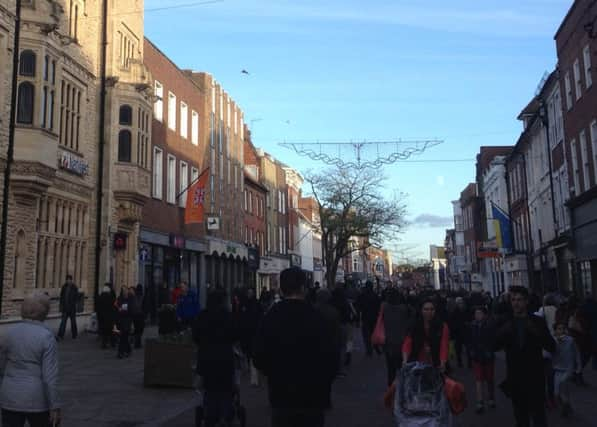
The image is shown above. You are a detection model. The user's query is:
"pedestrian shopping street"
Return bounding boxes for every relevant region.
[56,326,596,427]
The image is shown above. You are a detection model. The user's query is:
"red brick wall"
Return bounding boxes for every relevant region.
[143,39,208,239]
[556,0,597,197]
[244,176,267,255]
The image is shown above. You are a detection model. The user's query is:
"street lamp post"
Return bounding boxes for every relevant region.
[0,0,22,316]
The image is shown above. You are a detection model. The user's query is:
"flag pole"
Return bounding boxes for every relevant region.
[176,167,209,202]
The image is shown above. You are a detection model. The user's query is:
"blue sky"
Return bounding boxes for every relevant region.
[144,0,573,262]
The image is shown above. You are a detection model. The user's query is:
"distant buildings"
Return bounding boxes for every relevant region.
[444,0,596,297]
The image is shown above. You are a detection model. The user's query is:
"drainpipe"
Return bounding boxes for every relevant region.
[539,101,560,292]
[94,0,108,307]
[0,0,22,317]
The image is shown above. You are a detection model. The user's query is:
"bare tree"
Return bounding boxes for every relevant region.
[306,166,407,289]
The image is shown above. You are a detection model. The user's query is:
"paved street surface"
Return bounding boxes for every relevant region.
[52,326,596,426]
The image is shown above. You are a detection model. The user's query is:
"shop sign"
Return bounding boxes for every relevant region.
[59,151,89,176]
[169,234,185,249]
[139,247,150,262]
[207,216,220,230]
[290,254,301,267]
[248,247,260,271]
[114,233,127,251]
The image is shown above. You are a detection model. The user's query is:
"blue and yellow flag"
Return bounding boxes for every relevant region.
[492,203,513,251]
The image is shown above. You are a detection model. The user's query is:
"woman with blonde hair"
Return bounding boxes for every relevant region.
[0,293,61,427]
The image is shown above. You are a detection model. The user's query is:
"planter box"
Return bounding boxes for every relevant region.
[143,338,195,388]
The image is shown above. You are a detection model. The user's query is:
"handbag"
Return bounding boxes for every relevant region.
[444,376,467,415]
[371,304,386,346]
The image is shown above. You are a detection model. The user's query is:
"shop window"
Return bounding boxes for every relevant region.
[118,130,132,162]
[19,50,36,76]
[17,82,34,124]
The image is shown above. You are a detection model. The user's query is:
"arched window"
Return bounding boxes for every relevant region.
[118,130,132,162]
[17,82,34,124]
[119,105,132,126]
[19,50,36,76]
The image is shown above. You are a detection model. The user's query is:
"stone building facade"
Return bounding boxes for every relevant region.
[102,1,153,294]
[0,0,153,320]
[0,0,103,318]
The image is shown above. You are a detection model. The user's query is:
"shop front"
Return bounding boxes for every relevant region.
[257,256,290,295]
[138,228,206,314]
[204,237,249,297]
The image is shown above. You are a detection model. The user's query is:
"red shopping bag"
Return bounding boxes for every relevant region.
[444,376,467,415]
[371,304,385,346]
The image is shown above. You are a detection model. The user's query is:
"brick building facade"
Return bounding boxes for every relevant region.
[555,0,597,295]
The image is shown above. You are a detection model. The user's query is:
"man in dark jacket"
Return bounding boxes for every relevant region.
[494,286,556,427]
[57,274,78,340]
[193,289,239,427]
[253,268,338,427]
[356,282,381,356]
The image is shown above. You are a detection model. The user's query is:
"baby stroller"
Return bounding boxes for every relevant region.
[195,346,247,427]
[394,362,452,427]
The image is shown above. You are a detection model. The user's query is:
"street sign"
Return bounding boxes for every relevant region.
[206,216,220,230]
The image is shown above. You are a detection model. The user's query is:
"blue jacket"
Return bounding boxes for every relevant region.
[177,289,200,321]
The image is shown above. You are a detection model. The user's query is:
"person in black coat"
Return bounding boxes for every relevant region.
[97,284,116,349]
[192,289,239,427]
[494,286,556,427]
[132,285,145,348]
[57,274,79,340]
[239,288,263,386]
[253,268,338,427]
[116,287,134,358]
[356,282,381,357]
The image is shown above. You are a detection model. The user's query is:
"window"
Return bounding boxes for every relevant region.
[40,63,56,131]
[180,102,188,139]
[118,130,132,162]
[584,45,593,89]
[168,92,176,131]
[43,55,49,81]
[153,148,163,199]
[19,50,36,76]
[167,155,176,204]
[574,59,582,101]
[179,162,188,208]
[119,105,132,125]
[191,110,199,145]
[136,109,150,168]
[592,120,597,184]
[69,0,81,40]
[244,190,247,211]
[564,72,573,110]
[580,130,591,190]
[59,82,82,150]
[248,191,253,213]
[154,81,163,122]
[17,82,34,124]
[571,139,580,195]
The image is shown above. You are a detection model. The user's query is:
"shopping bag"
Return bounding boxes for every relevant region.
[371,304,386,346]
[444,376,467,415]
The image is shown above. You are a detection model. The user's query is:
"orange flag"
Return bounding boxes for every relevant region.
[184,168,209,224]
